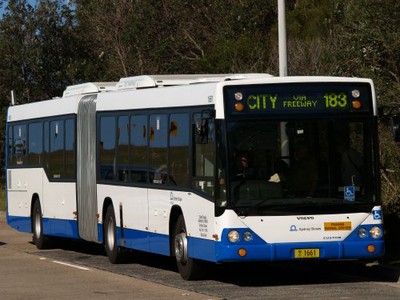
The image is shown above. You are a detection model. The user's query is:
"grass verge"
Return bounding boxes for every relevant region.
[0,187,5,211]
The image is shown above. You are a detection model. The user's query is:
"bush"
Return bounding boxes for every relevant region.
[0,186,5,211]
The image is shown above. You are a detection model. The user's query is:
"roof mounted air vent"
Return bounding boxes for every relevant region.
[62,82,118,97]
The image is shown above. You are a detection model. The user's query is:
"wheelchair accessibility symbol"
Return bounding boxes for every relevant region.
[344,186,355,201]
[373,210,382,220]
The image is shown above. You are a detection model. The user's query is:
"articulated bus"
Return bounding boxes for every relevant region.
[6,74,384,280]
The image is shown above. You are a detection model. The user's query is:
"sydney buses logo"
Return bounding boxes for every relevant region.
[289,224,322,232]
[169,192,182,204]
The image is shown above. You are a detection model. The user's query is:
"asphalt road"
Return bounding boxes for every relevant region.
[1,211,399,299]
[0,211,218,300]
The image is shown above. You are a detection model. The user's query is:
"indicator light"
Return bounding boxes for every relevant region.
[352,100,362,109]
[238,248,247,257]
[235,102,244,112]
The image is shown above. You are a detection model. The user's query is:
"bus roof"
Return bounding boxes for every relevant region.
[7,75,376,122]
[63,74,272,97]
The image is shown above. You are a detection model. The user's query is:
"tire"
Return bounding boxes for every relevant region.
[173,215,205,280]
[104,205,124,264]
[32,200,48,249]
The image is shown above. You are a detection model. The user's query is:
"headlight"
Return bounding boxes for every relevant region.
[369,226,382,239]
[228,230,239,242]
[243,231,253,242]
[358,227,368,238]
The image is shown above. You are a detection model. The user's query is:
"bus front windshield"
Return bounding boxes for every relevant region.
[221,118,378,215]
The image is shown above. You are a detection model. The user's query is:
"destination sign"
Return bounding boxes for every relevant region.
[224,82,372,115]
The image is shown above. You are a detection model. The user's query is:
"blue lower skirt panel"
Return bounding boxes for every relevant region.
[119,227,169,256]
[7,215,79,239]
[117,229,385,263]
[7,215,32,233]
[42,218,79,239]
[7,215,385,263]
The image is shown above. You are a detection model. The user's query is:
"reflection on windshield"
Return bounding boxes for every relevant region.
[222,119,376,211]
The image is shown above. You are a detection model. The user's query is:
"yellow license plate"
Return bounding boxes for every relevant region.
[294,248,320,259]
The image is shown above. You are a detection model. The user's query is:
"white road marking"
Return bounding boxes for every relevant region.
[52,260,90,271]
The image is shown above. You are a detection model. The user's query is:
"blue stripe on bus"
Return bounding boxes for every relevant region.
[7,215,31,233]
[7,215,79,239]
[6,215,384,262]
[42,218,79,239]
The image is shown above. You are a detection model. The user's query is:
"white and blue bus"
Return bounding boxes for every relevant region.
[6,74,384,280]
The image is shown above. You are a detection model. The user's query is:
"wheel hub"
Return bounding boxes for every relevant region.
[174,232,188,264]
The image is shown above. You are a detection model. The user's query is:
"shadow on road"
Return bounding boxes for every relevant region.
[32,237,400,287]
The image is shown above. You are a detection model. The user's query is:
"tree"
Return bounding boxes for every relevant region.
[0,0,93,182]
[0,0,36,104]
[72,0,278,77]
[334,0,400,219]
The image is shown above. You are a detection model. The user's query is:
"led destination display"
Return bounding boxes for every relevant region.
[225,82,372,115]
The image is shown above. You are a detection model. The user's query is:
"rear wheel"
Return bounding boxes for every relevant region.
[104,205,124,263]
[173,215,205,280]
[32,200,48,249]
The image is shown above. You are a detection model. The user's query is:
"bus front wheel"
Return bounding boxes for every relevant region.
[104,205,124,264]
[173,215,205,280]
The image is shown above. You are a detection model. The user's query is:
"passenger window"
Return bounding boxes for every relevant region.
[130,115,148,183]
[149,114,168,184]
[49,120,64,178]
[65,118,75,179]
[117,115,130,181]
[28,122,43,165]
[99,116,116,180]
[13,124,27,165]
[43,121,50,171]
[8,125,13,165]
[169,113,189,186]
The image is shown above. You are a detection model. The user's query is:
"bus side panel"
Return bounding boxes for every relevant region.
[103,187,218,261]
[97,184,149,251]
[41,177,77,238]
[148,189,172,256]
[7,168,43,233]
[7,168,78,239]
[165,191,216,261]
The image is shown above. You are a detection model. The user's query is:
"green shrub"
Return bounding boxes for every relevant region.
[0,187,5,211]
